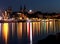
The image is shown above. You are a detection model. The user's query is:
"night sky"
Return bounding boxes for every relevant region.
[0,0,60,13]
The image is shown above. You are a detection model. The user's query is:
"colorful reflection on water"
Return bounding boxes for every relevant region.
[2,23,9,44]
[0,23,1,37]
[17,22,22,39]
[0,19,60,44]
[12,23,15,37]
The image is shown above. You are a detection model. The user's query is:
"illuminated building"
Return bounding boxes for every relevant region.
[7,7,12,18]
[2,11,8,20]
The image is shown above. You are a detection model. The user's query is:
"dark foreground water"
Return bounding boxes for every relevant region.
[0,19,60,44]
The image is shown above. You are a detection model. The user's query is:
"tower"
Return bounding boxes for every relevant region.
[24,5,26,11]
[7,7,12,18]
[20,5,22,11]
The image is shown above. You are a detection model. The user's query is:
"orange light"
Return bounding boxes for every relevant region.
[2,23,9,44]
[17,22,22,39]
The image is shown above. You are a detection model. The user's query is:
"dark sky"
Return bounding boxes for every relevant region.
[0,0,60,13]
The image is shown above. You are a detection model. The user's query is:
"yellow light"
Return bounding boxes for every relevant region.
[46,22,48,33]
[20,17,22,20]
[50,21,52,24]
[32,22,35,37]
[2,23,9,44]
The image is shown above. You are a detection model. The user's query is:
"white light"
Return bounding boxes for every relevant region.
[27,20,31,22]
[11,18,15,20]
[27,22,29,35]
[42,20,45,22]
[29,10,32,12]
[5,11,7,15]
[0,16,2,20]
[17,13,21,14]
[0,23,1,37]
[30,22,32,44]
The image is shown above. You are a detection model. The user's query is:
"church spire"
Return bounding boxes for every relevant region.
[24,5,26,10]
[20,5,22,11]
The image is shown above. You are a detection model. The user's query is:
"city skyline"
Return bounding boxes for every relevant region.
[0,0,60,44]
[0,0,60,13]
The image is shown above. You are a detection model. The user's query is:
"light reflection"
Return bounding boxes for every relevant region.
[38,22,41,35]
[59,21,60,32]
[17,22,22,39]
[27,22,30,38]
[27,22,32,44]
[41,21,44,34]
[50,21,52,24]
[55,20,59,32]
[0,19,60,44]
[0,16,2,37]
[12,23,15,36]
[42,21,46,34]
[32,22,35,37]
[0,23,1,37]
[46,21,48,34]
[23,22,27,36]
[49,21,53,33]
[35,22,38,36]
[53,20,56,33]
[30,22,32,44]
[44,22,46,33]
[2,23,9,44]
